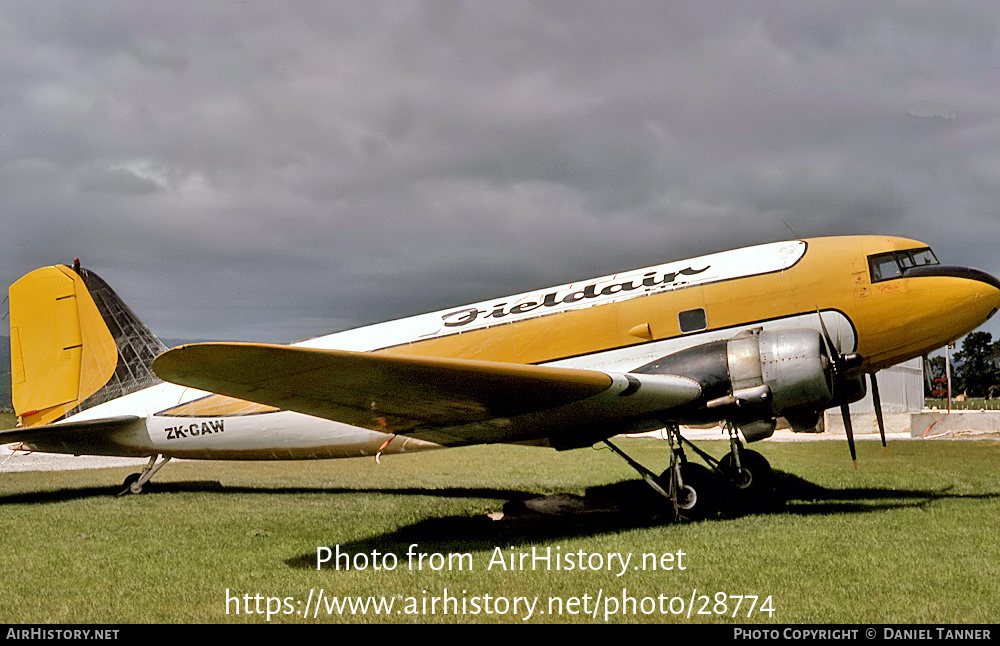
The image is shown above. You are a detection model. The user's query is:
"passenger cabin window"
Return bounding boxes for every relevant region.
[868,247,939,283]
[678,308,707,333]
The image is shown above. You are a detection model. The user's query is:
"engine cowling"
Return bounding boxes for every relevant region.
[632,328,842,440]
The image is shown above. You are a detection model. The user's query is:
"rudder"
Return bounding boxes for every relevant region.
[8,263,166,427]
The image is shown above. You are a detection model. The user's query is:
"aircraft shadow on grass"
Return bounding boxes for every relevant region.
[2,471,996,565]
[283,470,1000,569]
[0,481,530,506]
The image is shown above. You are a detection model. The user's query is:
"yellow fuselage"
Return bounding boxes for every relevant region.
[375,235,1000,375]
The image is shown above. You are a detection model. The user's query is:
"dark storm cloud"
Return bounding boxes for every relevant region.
[3,2,1000,342]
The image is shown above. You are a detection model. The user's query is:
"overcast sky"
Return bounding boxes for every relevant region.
[4,2,1000,344]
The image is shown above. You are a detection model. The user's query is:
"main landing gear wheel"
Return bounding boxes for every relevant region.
[664,462,721,522]
[719,449,774,514]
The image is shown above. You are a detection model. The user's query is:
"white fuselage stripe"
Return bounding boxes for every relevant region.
[298,241,807,353]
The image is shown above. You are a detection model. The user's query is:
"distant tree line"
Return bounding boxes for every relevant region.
[927,331,1000,399]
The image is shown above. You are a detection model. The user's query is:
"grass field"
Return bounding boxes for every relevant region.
[1,437,998,624]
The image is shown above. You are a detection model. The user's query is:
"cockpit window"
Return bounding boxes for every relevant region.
[868,247,939,283]
[907,248,938,267]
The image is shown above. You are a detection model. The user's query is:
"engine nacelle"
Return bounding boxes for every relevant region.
[632,328,838,440]
[736,328,835,413]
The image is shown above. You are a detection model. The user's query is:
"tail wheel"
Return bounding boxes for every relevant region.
[121,473,144,495]
[664,463,720,522]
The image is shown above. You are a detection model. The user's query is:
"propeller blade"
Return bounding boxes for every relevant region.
[819,307,862,468]
[816,307,863,371]
[816,308,837,359]
[870,372,887,452]
[840,401,857,469]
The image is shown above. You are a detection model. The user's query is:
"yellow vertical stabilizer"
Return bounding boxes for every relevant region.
[9,265,119,426]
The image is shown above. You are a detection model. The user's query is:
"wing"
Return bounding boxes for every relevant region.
[152,343,702,447]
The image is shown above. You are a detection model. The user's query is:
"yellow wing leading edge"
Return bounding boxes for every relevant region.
[152,342,703,446]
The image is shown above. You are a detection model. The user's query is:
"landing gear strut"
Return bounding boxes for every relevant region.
[603,421,776,521]
[118,454,171,496]
[603,424,721,522]
[718,423,775,514]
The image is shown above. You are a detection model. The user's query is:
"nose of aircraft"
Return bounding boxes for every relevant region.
[957,266,1000,321]
[908,264,1000,322]
[974,268,1000,321]
[949,266,1000,292]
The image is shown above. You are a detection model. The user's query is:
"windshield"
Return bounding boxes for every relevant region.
[868,247,939,283]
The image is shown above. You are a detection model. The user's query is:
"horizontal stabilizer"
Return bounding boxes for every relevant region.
[1,416,141,446]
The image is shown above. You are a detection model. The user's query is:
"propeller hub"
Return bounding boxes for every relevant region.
[841,353,863,370]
